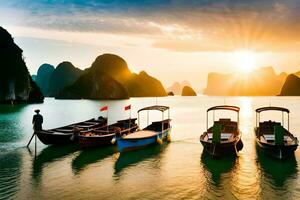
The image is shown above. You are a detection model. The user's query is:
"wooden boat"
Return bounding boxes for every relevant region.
[78,118,138,148]
[255,107,298,159]
[200,105,243,157]
[35,117,107,145]
[116,105,171,152]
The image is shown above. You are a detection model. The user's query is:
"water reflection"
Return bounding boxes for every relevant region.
[0,105,28,144]
[201,151,239,199]
[256,145,299,198]
[0,151,22,200]
[32,144,78,182]
[114,144,169,176]
[201,152,237,185]
[1,97,300,199]
[0,104,27,114]
[72,146,117,175]
[256,145,298,186]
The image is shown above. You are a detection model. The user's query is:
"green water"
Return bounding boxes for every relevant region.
[0,97,300,199]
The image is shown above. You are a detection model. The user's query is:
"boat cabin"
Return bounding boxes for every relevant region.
[255,107,295,145]
[203,105,240,143]
[137,105,171,132]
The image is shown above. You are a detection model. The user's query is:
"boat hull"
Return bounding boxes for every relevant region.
[200,138,243,157]
[256,139,298,159]
[35,118,107,145]
[116,129,170,152]
[36,131,74,145]
[78,134,115,148]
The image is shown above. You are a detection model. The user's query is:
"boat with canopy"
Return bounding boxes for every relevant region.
[116,105,171,152]
[255,106,298,159]
[200,105,243,157]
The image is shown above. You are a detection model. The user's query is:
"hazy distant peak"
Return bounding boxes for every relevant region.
[166,80,193,95]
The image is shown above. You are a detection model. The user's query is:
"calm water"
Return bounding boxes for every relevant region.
[1,96,300,199]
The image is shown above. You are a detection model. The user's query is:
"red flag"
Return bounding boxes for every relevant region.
[100,106,108,111]
[124,105,131,111]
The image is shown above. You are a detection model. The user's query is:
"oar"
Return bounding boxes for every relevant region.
[27,131,36,147]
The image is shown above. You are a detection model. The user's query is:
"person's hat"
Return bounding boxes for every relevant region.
[34,109,40,113]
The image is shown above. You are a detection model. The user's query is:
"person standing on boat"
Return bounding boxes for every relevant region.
[32,109,43,131]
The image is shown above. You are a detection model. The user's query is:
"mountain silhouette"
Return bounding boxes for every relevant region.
[0,26,43,104]
[204,67,287,96]
[48,62,83,96]
[280,74,300,96]
[166,81,191,95]
[57,54,166,99]
[182,86,197,96]
[35,64,55,96]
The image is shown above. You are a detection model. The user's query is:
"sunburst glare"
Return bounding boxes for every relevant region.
[233,50,257,74]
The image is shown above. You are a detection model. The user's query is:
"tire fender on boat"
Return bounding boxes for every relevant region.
[156,137,163,145]
[237,140,244,151]
[111,137,116,144]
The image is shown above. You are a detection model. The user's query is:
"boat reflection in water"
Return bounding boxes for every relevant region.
[201,151,237,185]
[256,144,298,186]
[71,146,117,175]
[201,151,240,199]
[32,144,78,182]
[114,143,169,176]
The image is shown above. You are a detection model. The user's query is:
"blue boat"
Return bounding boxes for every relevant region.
[116,105,171,152]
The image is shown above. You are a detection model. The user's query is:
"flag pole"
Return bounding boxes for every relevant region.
[129,105,131,129]
[107,108,109,132]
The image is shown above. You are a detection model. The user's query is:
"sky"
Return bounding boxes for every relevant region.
[1,0,300,90]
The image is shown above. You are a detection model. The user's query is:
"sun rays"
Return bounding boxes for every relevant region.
[233,50,257,74]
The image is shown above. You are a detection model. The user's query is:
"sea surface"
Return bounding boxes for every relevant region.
[1,96,300,200]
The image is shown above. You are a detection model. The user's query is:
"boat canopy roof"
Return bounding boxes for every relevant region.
[255,106,290,113]
[207,105,240,113]
[138,105,169,113]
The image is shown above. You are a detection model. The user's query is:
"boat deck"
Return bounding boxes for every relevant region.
[123,130,157,139]
[260,134,296,145]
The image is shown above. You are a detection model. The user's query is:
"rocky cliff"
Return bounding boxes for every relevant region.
[48,62,83,96]
[56,70,129,99]
[182,86,197,96]
[204,67,287,96]
[35,63,55,96]
[57,54,166,99]
[280,74,300,96]
[0,26,43,104]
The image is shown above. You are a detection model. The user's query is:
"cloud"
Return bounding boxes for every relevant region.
[2,0,300,52]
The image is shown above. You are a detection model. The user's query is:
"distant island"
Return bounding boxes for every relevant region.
[0,26,43,104]
[182,86,197,96]
[33,54,167,100]
[204,67,288,96]
[48,62,83,97]
[3,23,300,102]
[35,64,55,96]
[167,81,197,96]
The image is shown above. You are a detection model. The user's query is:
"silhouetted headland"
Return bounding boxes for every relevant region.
[0,26,43,104]
[280,74,300,96]
[35,64,55,96]
[56,54,167,99]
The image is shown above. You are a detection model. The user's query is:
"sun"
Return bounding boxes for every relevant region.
[233,50,256,73]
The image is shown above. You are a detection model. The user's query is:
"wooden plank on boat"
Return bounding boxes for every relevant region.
[123,130,157,139]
